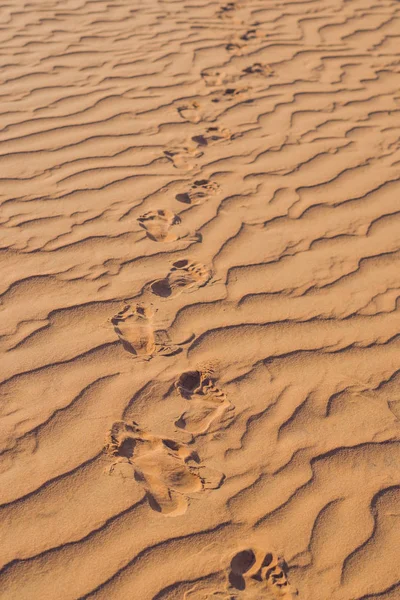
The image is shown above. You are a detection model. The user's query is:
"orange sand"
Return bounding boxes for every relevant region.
[0,0,400,598]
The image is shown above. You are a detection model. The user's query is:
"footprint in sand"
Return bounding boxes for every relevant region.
[226,40,248,56]
[111,303,188,359]
[105,420,224,515]
[137,209,201,243]
[217,1,242,19]
[242,63,273,77]
[176,179,220,205]
[137,209,180,242]
[175,365,232,434]
[201,69,239,87]
[164,147,202,170]
[177,101,202,123]
[150,259,212,298]
[228,549,297,598]
[211,86,250,104]
[240,28,263,41]
[192,126,232,147]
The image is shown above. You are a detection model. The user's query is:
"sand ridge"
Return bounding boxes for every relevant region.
[0,0,400,598]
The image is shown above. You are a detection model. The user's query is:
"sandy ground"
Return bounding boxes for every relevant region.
[1,0,400,598]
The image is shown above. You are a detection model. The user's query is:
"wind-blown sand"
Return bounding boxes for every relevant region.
[1,0,400,598]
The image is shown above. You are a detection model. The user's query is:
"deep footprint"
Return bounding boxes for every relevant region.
[175,366,232,434]
[192,126,232,147]
[111,303,183,359]
[242,62,273,77]
[176,179,220,205]
[228,548,296,598]
[105,420,224,515]
[151,260,212,298]
[211,86,250,103]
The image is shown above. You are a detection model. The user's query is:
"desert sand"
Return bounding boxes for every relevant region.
[1,0,400,598]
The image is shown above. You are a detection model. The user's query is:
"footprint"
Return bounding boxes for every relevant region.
[175,365,232,434]
[226,41,248,56]
[211,86,250,104]
[111,303,185,359]
[177,101,202,123]
[164,147,202,170]
[151,260,212,298]
[228,549,296,598]
[192,126,232,147]
[217,1,242,19]
[137,209,181,242]
[105,420,224,515]
[242,63,273,77]
[137,209,201,243]
[176,179,220,205]
[240,28,263,41]
[201,69,239,87]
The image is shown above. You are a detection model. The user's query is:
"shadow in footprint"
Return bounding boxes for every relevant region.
[105,420,224,516]
[175,366,232,434]
[229,549,257,590]
[176,179,220,205]
[150,260,212,299]
[111,303,185,359]
[228,548,296,598]
[192,126,231,147]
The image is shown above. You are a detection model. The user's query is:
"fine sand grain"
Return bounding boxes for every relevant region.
[1,0,400,598]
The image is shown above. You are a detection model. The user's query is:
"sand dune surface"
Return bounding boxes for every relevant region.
[1,0,400,598]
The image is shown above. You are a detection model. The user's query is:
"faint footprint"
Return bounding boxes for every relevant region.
[242,63,273,77]
[175,364,232,434]
[150,259,212,298]
[111,303,187,359]
[105,420,224,515]
[177,101,202,123]
[176,179,220,205]
[192,126,232,147]
[228,549,297,598]
[164,147,202,170]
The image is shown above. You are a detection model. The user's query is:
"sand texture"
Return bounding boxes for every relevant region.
[1,0,400,598]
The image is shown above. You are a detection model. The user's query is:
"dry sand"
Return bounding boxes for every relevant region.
[1,0,400,598]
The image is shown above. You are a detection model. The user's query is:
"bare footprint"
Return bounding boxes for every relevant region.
[177,101,202,123]
[211,86,250,104]
[242,63,273,77]
[164,147,202,170]
[150,259,212,298]
[228,549,297,598]
[111,303,185,359]
[201,69,239,87]
[137,209,180,242]
[176,179,220,205]
[105,420,224,515]
[217,1,242,19]
[240,28,263,41]
[192,126,232,147]
[226,40,248,56]
[175,365,232,434]
[137,209,201,243]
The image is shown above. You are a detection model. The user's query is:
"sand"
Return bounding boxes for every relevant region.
[0,0,400,598]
